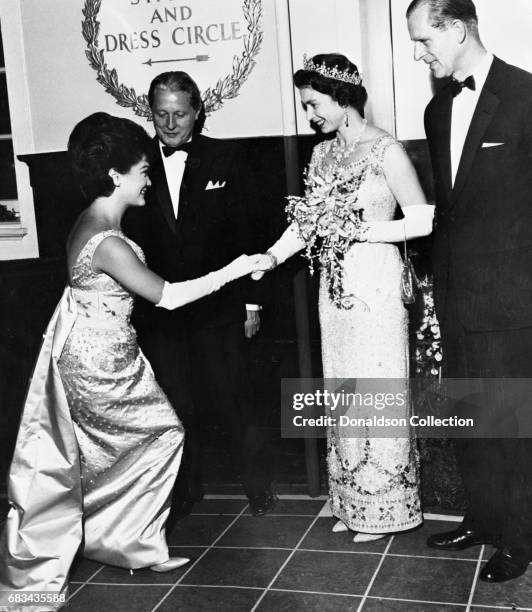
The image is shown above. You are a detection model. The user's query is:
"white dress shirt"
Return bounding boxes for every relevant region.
[450,52,494,185]
[159,140,188,218]
[158,140,260,313]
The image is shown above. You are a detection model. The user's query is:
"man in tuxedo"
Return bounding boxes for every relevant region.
[407,0,532,582]
[127,71,275,516]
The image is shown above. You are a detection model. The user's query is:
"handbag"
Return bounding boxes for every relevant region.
[400,221,419,304]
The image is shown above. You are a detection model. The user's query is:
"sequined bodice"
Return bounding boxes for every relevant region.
[311,134,398,223]
[70,230,145,327]
[307,134,403,310]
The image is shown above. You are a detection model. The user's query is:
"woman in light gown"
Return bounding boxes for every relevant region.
[0,112,260,607]
[254,54,434,542]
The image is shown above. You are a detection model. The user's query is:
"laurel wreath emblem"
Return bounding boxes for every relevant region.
[82,0,263,118]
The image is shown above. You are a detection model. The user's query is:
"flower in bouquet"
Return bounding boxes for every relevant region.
[285,167,366,309]
[415,275,442,378]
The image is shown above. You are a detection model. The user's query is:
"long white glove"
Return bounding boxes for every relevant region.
[157,255,256,310]
[268,223,306,265]
[260,204,434,263]
[365,204,435,243]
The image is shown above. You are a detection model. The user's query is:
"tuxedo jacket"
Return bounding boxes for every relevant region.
[425,57,532,331]
[125,134,259,332]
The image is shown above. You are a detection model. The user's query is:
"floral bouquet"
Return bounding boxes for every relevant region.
[286,167,365,309]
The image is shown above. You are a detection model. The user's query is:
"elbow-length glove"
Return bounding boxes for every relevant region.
[156,255,255,310]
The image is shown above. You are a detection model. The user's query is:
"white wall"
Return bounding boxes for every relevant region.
[392,0,532,140]
[288,0,362,135]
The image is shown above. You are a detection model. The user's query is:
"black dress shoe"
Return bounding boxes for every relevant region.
[427,528,493,550]
[480,547,530,583]
[248,491,278,516]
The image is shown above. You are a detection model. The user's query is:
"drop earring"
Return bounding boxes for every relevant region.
[110,171,121,188]
[344,110,349,128]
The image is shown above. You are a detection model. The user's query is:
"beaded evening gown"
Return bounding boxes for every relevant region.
[315,135,422,533]
[0,230,183,607]
[275,134,421,533]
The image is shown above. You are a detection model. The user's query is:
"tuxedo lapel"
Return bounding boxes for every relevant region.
[151,143,177,234]
[175,136,203,225]
[452,92,500,201]
[430,87,453,203]
[452,59,503,202]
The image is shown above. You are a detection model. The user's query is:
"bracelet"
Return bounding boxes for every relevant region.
[265,250,278,270]
[356,222,369,243]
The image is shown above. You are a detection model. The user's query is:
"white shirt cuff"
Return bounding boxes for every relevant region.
[246,304,262,311]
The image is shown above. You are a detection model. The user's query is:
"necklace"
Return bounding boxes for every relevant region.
[331,119,368,164]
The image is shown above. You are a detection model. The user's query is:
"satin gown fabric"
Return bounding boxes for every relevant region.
[0,230,184,607]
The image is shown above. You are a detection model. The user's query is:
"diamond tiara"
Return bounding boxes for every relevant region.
[302,54,362,86]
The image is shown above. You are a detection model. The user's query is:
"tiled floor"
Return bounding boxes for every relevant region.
[43,496,530,611]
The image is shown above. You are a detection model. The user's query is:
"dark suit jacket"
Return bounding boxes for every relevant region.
[125,134,260,332]
[425,57,532,331]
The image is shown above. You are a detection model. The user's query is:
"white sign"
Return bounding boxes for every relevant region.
[82,0,263,116]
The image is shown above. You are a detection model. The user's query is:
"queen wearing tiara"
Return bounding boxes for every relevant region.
[254,54,434,541]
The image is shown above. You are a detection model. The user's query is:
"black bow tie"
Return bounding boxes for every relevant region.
[162,141,192,157]
[451,75,476,97]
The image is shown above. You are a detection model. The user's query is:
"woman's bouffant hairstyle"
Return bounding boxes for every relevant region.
[68,112,152,202]
[294,54,368,117]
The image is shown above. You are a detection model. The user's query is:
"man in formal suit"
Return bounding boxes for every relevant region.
[126,71,275,516]
[407,0,532,582]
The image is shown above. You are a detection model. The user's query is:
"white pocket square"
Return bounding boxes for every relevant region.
[205,180,226,190]
[482,142,504,148]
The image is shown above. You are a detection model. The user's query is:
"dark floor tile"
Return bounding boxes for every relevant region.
[388,520,480,560]
[168,544,208,556]
[89,548,205,584]
[363,597,465,610]
[182,547,289,588]
[218,515,315,548]
[472,565,532,609]
[167,514,234,546]
[369,556,475,604]
[470,608,527,611]
[157,585,262,611]
[257,589,361,611]
[300,517,390,553]
[67,584,170,611]
[243,499,326,516]
[191,499,248,515]
[273,550,380,596]
[69,557,104,583]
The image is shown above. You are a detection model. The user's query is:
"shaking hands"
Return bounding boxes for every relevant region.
[250,252,278,281]
[226,253,277,282]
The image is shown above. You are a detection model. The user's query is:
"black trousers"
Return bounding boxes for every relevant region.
[141,319,271,501]
[441,283,532,552]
